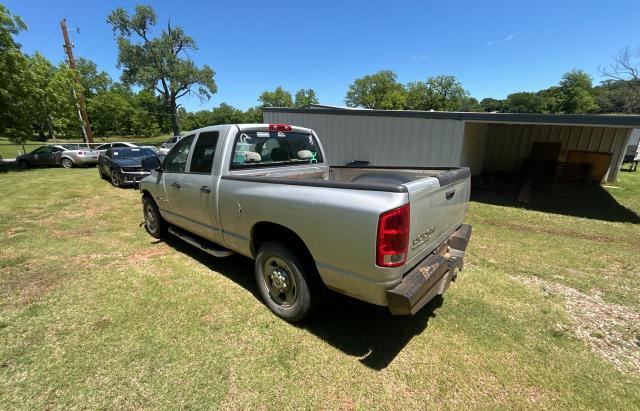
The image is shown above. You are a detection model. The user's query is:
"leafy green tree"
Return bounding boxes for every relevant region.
[107,5,217,136]
[0,4,30,141]
[502,92,546,113]
[405,75,470,111]
[594,79,640,114]
[27,53,78,139]
[294,89,319,107]
[345,70,406,109]
[76,57,112,97]
[556,70,598,113]
[242,106,263,123]
[480,97,503,112]
[258,86,293,108]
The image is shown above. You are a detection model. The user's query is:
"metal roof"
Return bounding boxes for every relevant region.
[264,106,640,127]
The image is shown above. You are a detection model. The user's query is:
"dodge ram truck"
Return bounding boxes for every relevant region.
[139,124,472,322]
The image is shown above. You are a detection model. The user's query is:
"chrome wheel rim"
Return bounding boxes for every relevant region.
[262,256,297,307]
[111,173,120,187]
[61,159,72,168]
[145,204,157,232]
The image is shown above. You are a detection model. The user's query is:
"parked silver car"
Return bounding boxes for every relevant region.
[16,144,99,169]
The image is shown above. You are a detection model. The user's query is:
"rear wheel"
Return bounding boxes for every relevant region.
[61,158,73,168]
[255,242,317,323]
[143,196,167,238]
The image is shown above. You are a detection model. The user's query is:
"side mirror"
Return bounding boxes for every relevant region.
[141,156,162,171]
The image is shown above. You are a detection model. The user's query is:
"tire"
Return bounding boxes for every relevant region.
[143,195,167,239]
[17,159,30,169]
[99,167,106,180]
[255,242,318,323]
[61,158,73,168]
[110,169,121,188]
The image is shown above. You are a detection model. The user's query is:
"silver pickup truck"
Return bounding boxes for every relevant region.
[139,124,472,322]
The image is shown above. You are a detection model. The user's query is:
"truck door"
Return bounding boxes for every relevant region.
[160,134,195,227]
[178,130,222,242]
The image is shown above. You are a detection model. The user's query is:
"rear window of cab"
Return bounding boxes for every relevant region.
[231,131,323,169]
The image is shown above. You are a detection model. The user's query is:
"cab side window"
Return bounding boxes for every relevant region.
[189,131,219,174]
[164,135,195,173]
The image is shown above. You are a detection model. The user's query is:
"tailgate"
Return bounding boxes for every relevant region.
[404,168,470,261]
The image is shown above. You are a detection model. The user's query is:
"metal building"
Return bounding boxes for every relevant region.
[264,105,640,182]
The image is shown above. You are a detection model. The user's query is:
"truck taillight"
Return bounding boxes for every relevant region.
[269,124,292,132]
[376,204,410,267]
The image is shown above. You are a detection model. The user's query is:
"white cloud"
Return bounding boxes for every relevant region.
[410,54,427,61]
[485,40,494,46]
[504,33,517,41]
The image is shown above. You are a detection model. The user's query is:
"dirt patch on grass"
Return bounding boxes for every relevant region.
[518,275,640,375]
[127,245,170,264]
[484,218,639,247]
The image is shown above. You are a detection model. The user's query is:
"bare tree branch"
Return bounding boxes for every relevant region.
[599,46,640,81]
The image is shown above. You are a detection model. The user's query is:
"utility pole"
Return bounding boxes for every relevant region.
[60,18,94,144]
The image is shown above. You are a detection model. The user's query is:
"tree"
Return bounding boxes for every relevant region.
[345,70,406,109]
[502,92,546,113]
[107,5,217,136]
[480,97,503,112]
[76,57,112,97]
[600,46,640,81]
[556,70,598,113]
[27,54,78,139]
[258,86,293,108]
[294,89,319,107]
[598,46,640,114]
[0,4,30,140]
[405,75,470,111]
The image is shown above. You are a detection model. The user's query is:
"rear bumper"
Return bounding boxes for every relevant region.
[387,224,472,315]
[73,156,98,165]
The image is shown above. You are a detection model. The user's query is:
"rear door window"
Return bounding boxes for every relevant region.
[189,131,219,174]
[164,135,195,173]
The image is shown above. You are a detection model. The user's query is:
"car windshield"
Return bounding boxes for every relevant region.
[231,130,323,169]
[111,148,156,159]
[61,144,83,150]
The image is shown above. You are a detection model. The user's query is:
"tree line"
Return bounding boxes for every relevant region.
[1,3,638,146]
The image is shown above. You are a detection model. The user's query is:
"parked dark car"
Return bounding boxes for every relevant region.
[16,144,99,169]
[98,147,158,187]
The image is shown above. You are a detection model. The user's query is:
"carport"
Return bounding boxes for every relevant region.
[264,106,640,183]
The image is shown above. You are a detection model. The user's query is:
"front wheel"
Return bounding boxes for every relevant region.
[110,170,122,187]
[17,159,29,169]
[61,158,73,168]
[143,196,167,239]
[255,242,317,323]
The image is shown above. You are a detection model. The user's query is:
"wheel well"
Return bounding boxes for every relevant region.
[251,222,314,264]
[61,156,73,163]
[141,190,153,202]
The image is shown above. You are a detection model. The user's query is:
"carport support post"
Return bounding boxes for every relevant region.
[60,19,94,144]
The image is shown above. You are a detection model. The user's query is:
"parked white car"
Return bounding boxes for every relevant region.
[95,142,158,155]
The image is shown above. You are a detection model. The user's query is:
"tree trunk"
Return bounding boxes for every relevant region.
[169,97,180,136]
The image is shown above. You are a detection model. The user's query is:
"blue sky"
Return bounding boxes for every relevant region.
[5,0,640,111]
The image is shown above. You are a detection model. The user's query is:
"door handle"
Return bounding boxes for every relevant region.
[200,186,212,193]
[445,189,455,200]
[171,182,181,189]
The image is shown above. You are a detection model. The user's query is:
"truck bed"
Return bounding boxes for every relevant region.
[223,166,470,192]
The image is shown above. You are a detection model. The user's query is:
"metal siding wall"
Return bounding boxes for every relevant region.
[481,123,630,181]
[264,111,464,167]
[461,122,488,175]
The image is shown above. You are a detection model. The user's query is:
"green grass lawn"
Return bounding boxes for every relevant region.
[0,166,639,409]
